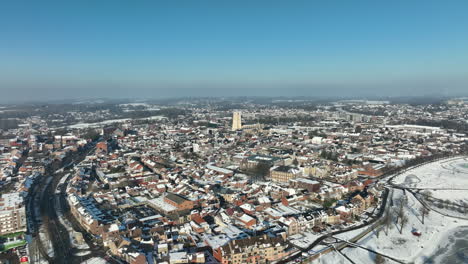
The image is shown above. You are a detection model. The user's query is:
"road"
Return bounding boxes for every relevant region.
[28,143,112,264]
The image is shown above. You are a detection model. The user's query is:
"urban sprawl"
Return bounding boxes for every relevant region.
[1,98,468,264]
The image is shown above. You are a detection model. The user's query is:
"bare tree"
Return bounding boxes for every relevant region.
[375,226,382,238]
[462,201,468,214]
[250,161,271,180]
[399,214,408,234]
[445,199,451,206]
[397,195,407,224]
[419,206,429,224]
[387,221,394,235]
[393,208,400,224]
[421,190,433,204]
[422,190,432,198]
[375,254,386,264]
[383,213,392,236]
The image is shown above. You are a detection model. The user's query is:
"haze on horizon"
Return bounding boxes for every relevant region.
[1,1,468,102]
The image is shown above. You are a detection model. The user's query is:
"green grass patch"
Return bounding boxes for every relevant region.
[0,239,27,252]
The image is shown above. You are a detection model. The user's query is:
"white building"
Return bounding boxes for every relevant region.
[0,192,27,235]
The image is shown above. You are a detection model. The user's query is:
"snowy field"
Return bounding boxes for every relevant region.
[318,156,468,264]
[319,189,468,263]
[66,118,131,129]
[392,157,468,202]
[65,115,165,129]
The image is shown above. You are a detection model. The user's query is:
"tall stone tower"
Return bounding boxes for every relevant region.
[232,112,242,131]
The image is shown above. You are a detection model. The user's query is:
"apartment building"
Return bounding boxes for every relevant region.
[270,165,301,183]
[0,192,27,235]
[214,234,288,264]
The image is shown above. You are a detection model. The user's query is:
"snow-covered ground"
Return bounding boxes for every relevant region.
[39,227,55,258]
[392,157,468,202]
[317,157,468,264]
[427,226,468,263]
[119,103,151,107]
[65,115,165,129]
[56,193,91,251]
[67,118,131,129]
[75,250,92,256]
[330,189,468,263]
[290,232,321,249]
[81,257,109,264]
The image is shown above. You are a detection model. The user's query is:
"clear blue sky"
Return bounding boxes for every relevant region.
[1,0,468,101]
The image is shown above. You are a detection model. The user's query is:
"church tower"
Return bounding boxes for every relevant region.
[232,112,242,131]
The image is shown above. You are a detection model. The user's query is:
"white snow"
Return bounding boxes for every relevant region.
[289,232,321,249]
[65,115,166,129]
[317,156,468,264]
[39,228,55,258]
[67,118,131,129]
[392,157,468,201]
[75,250,92,256]
[81,257,109,264]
